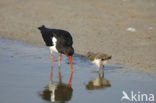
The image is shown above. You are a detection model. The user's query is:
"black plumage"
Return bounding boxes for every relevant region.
[38,25,74,56]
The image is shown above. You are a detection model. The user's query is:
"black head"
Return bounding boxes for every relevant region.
[64,47,74,56]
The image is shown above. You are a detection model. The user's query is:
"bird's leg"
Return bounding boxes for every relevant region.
[58,69,62,84]
[50,54,53,81]
[68,72,73,88]
[102,65,105,70]
[58,54,62,73]
[97,71,100,77]
[102,68,104,78]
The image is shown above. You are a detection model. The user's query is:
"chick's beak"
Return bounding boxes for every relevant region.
[68,56,73,72]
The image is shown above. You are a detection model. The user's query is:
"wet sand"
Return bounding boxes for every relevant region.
[0,39,156,103]
[0,0,156,72]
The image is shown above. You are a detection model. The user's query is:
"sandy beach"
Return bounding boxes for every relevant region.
[0,0,156,72]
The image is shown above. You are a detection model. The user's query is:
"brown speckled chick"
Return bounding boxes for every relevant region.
[86,52,112,71]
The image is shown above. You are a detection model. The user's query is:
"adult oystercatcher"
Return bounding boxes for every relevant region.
[86,52,112,71]
[38,25,74,80]
[40,72,73,102]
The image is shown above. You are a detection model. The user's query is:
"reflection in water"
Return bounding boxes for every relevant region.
[86,70,111,90]
[40,72,73,103]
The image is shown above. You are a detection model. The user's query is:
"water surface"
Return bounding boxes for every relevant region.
[0,39,156,103]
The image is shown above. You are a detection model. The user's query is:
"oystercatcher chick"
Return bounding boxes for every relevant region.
[38,25,74,80]
[86,52,112,71]
[86,70,111,90]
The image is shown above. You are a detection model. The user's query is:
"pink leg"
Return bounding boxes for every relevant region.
[50,54,53,81]
[58,54,62,73]
[58,70,62,83]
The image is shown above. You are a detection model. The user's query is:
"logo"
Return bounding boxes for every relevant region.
[121,91,155,102]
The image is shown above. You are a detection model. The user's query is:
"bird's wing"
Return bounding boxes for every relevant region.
[40,28,54,46]
[53,31,73,46]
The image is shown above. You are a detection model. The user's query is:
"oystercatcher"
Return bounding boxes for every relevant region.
[38,25,74,80]
[86,52,112,71]
[40,72,73,102]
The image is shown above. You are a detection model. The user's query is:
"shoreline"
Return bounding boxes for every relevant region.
[0,38,156,73]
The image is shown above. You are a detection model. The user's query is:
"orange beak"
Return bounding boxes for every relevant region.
[68,56,73,72]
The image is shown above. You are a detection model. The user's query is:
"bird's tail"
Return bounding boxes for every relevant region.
[38,25,45,30]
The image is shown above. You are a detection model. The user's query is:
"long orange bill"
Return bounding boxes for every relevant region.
[68,56,73,72]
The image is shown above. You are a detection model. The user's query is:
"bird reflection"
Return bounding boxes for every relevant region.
[86,70,111,90]
[40,72,73,103]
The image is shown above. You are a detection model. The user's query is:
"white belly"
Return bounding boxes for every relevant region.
[92,59,108,68]
[92,59,101,67]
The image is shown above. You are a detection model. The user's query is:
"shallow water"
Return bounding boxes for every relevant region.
[0,39,156,103]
